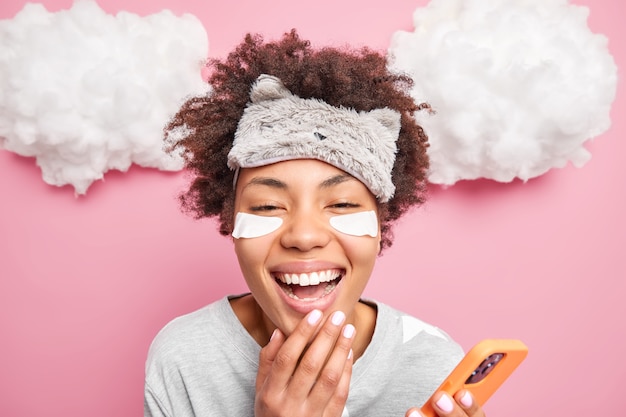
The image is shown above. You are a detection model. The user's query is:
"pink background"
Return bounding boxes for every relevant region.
[0,0,624,415]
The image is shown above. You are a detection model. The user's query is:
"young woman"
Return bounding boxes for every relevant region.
[144,30,487,417]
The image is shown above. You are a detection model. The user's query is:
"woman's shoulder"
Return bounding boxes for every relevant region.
[369,299,464,356]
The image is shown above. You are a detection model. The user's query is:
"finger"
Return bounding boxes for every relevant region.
[321,329,355,417]
[256,328,284,393]
[310,322,355,404]
[431,392,457,416]
[405,408,426,417]
[454,390,484,417]
[264,309,324,391]
[430,391,486,417]
[290,311,347,398]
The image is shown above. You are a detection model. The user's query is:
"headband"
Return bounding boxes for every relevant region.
[227,74,401,202]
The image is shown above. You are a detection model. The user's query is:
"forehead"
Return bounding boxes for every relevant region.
[236,159,368,192]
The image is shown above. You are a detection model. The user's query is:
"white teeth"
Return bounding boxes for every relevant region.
[299,273,309,286]
[277,270,341,287]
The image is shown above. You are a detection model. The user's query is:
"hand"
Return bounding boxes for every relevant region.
[405,390,486,417]
[255,310,356,417]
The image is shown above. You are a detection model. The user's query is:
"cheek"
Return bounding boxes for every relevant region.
[234,238,270,282]
[339,235,380,273]
[232,213,281,285]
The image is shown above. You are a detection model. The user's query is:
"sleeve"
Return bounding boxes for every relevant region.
[144,381,173,417]
[144,325,178,417]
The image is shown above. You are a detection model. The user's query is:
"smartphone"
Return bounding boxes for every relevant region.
[420,339,528,417]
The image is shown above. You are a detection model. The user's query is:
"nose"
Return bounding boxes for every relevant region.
[279,209,332,252]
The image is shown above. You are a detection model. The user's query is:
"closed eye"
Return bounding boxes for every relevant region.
[250,204,282,212]
[328,202,360,209]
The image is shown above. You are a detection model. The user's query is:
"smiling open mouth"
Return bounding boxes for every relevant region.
[273,269,344,301]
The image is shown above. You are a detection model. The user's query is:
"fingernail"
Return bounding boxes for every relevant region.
[460,391,473,408]
[436,393,454,413]
[408,411,422,417]
[307,309,323,325]
[270,328,279,341]
[347,348,353,360]
[331,311,346,326]
[343,324,355,338]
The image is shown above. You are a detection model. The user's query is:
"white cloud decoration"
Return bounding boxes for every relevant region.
[0,0,208,194]
[388,0,618,185]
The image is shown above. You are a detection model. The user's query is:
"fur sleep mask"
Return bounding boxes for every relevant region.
[227,74,401,202]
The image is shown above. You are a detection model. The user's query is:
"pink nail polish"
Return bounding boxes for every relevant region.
[270,329,278,341]
[460,391,473,408]
[307,309,322,325]
[436,394,454,413]
[331,311,345,326]
[343,324,355,338]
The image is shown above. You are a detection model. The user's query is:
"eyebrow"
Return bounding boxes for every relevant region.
[319,174,355,189]
[243,173,355,191]
[244,177,287,190]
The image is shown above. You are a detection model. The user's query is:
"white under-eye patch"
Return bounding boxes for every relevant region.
[232,212,283,239]
[329,210,378,237]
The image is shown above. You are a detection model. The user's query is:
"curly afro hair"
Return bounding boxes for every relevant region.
[165,29,431,252]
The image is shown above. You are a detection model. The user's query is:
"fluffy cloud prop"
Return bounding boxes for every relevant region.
[0,0,208,194]
[388,0,618,185]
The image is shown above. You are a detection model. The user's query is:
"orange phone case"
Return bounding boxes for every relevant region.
[420,339,528,417]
